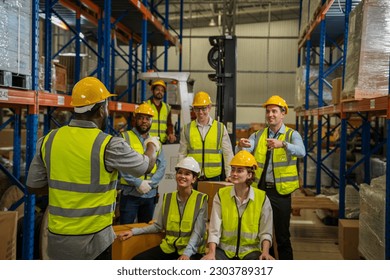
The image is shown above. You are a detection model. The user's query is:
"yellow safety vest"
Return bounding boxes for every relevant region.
[41,126,118,235]
[253,127,299,195]
[147,99,170,143]
[160,190,208,255]
[218,186,265,259]
[184,120,223,178]
[120,130,157,185]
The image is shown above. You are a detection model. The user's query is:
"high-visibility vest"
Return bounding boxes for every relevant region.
[160,190,207,255]
[147,99,170,143]
[218,186,265,259]
[120,130,157,185]
[253,127,299,195]
[41,126,118,235]
[184,120,223,178]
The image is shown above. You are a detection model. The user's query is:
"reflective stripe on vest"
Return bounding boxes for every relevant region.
[218,187,265,259]
[120,130,157,185]
[185,120,223,178]
[148,99,169,143]
[253,127,299,195]
[42,126,118,235]
[160,191,207,255]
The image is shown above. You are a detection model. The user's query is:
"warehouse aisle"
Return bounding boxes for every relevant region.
[290,208,343,260]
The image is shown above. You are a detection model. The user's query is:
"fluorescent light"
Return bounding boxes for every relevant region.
[39,13,69,30]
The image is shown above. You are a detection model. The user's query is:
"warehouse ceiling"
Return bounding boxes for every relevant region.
[39,0,361,44]
[164,0,301,30]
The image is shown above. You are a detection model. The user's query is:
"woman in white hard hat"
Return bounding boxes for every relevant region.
[117,157,208,260]
[202,150,274,260]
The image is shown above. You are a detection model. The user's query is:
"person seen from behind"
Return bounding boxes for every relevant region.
[26,77,161,260]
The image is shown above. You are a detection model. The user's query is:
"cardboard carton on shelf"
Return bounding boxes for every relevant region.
[0,211,18,260]
[338,219,359,260]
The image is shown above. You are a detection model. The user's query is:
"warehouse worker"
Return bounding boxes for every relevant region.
[118,102,166,224]
[117,157,208,260]
[236,95,306,260]
[147,79,176,144]
[201,151,274,260]
[178,91,234,185]
[26,76,161,260]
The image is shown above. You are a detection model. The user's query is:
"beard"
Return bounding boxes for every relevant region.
[153,92,163,100]
[136,124,151,134]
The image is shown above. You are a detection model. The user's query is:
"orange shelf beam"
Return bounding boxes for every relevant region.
[298,0,335,50]
[128,0,178,46]
[108,101,136,113]
[0,88,35,106]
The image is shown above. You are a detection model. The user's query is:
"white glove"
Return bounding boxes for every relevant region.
[144,136,161,152]
[137,180,152,194]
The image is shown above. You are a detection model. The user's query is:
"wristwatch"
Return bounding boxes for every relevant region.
[282,141,288,149]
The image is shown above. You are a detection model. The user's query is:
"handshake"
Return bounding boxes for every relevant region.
[143,136,161,153]
[136,180,153,194]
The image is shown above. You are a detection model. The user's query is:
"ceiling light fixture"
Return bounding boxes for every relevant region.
[209,18,216,27]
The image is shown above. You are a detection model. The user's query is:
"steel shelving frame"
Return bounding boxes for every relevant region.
[296,0,389,259]
[0,0,182,259]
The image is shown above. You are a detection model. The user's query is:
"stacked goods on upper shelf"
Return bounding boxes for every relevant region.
[295,65,342,109]
[299,0,323,39]
[343,0,390,100]
[0,0,31,76]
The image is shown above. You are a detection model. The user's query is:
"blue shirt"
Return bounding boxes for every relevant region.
[119,128,167,198]
[235,123,305,183]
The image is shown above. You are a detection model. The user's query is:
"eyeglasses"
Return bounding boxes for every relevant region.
[193,106,209,113]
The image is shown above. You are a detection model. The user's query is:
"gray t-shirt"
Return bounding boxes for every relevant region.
[27,119,150,259]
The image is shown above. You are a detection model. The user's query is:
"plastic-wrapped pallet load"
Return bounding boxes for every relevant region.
[0,0,31,77]
[343,0,390,100]
[359,175,385,259]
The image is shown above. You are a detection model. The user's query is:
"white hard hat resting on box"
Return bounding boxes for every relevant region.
[175,157,201,175]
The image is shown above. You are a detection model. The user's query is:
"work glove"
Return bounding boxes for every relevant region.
[136,180,152,194]
[144,136,161,152]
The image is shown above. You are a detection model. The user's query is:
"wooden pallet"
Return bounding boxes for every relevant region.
[291,196,338,216]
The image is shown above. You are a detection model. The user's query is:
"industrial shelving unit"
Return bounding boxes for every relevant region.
[0,0,182,259]
[296,0,389,259]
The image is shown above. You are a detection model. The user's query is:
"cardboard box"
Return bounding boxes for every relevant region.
[338,219,359,259]
[198,181,233,219]
[0,211,18,260]
[53,63,67,93]
[112,223,164,260]
[332,77,342,104]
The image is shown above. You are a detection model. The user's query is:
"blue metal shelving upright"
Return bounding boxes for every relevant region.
[297,0,390,259]
[0,0,182,259]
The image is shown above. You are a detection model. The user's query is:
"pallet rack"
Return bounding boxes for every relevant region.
[0,0,182,259]
[296,0,390,259]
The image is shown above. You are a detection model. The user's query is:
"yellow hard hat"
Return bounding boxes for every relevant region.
[230,150,258,170]
[192,91,212,107]
[151,79,166,90]
[70,77,117,107]
[134,102,155,117]
[262,95,288,114]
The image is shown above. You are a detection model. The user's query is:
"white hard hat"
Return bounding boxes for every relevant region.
[175,157,201,175]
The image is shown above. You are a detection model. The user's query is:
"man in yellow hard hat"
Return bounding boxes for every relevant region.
[118,102,166,224]
[179,91,234,185]
[236,95,306,260]
[147,79,176,144]
[26,76,161,260]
